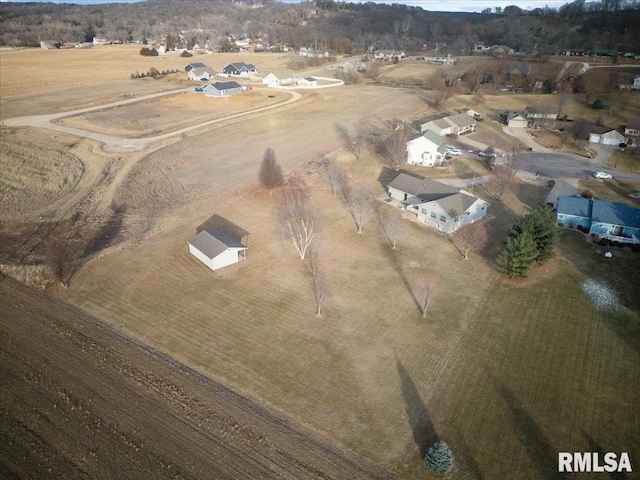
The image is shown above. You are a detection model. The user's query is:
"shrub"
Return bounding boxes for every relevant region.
[424,441,454,476]
[140,47,158,57]
[130,73,135,79]
[548,180,556,188]
[581,189,594,199]
[180,50,193,57]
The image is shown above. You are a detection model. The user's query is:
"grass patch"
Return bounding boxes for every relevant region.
[604,149,640,173]
[535,129,589,156]
[578,179,640,206]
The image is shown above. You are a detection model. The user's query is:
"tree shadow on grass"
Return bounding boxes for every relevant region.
[582,430,629,480]
[489,374,568,480]
[396,357,438,458]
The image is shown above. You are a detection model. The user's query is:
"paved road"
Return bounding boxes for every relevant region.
[2,87,301,152]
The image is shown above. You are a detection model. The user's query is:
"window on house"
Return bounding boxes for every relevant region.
[430,212,437,218]
[454,216,459,222]
[440,215,447,222]
[421,208,428,215]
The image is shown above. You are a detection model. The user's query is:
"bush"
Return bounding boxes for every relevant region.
[581,189,594,199]
[130,73,135,79]
[180,50,193,57]
[548,180,556,188]
[140,47,158,57]
[424,441,454,476]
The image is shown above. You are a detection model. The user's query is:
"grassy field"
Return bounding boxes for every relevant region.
[604,149,640,173]
[577,179,640,206]
[58,165,640,478]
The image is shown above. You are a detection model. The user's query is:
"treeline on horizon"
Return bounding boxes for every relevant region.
[1,0,639,56]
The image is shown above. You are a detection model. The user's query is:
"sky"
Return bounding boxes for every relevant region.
[0,0,573,12]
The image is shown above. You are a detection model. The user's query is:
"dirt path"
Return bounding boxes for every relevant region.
[0,277,392,479]
[2,88,302,152]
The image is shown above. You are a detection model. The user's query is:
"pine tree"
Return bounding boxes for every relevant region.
[424,441,454,476]
[496,231,539,277]
[511,206,559,263]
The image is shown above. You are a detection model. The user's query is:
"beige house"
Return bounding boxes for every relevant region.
[420,113,477,136]
[406,131,447,167]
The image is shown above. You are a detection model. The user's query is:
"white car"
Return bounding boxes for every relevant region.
[594,172,612,179]
[479,151,497,158]
[446,147,462,156]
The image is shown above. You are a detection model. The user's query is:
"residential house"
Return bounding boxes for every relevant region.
[203,81,243,97]
[339,60,366,73]
[472,42,486,55]
[187,66,216,81]
[556,196,640,244]
[297,77,318,87]
[428,54,457,65]
[588,126,625,146]
[387,173,489,234]
[490,45,514,58]
[374,50,406,61]
[299,47,329,58]
[632,75,640,91]
[92,37,108,45]
[624,118,640,146]
[40,40,59,49]
[222,62,258,76]
[461,108,481,119]
[507,64,531,77]
[188,230,248,271]
[524,105,556,121]
[420,113,477,136]
[184,62,207,72]
[406,130,447,167]
[506,112,528,128]
[262,73,280,86]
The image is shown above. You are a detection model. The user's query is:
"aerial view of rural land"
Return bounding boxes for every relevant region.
[1,0,639,478]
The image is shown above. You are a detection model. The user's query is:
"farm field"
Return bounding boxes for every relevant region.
[1,44,639,479]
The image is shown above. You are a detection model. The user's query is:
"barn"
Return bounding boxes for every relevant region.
[203,81,243,97]
[188,230,247,271]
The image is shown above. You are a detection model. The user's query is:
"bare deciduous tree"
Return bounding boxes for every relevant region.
[326,162,348,197]
[492,145,522,199]
[46,240,75,288]
[417,273,437,318]
[346,182,375,234]
[383,208,407,249]
[259,148,284,192]
[278,187,318,259]
[380,127,409,171]
[335,122,370,161]
[306,250,329,317]
[454,222,488,260]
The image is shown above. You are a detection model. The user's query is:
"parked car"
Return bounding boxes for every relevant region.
[446,147,462,156]
[479,150,497,158]
[594,171,612,179]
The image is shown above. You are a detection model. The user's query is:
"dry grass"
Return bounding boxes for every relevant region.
[0,128,84,218]
[577,179,640,206]
[604,149,640,173]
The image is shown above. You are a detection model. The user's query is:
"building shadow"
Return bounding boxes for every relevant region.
[396,357,438,458]
[489,374,568,480]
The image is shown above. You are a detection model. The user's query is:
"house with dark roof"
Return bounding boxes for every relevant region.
[556,196,640,244]
[588,126,625,146]
[222,62,258,76]
[387,173,489,234]
[184,62,207,72]
[507,64,531,77]
[490,45,514,58]
[406,130,447,167]
[203,81,243,97]
[188,230,248,271]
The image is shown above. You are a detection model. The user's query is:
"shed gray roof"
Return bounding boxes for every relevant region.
[446,113,476,128]
[422,129,445,146]
[388,173,460,201]
[207,81,243,91]
[188,230,246,259]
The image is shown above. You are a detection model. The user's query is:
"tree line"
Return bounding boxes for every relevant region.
[2,0,639,58]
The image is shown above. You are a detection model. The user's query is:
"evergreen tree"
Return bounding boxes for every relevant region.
[258,148,284,192]
[496,231,539,277]
[424,441,455,476]
[511,206,559,262]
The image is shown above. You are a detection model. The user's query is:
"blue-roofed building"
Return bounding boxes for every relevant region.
[556,196,640,244]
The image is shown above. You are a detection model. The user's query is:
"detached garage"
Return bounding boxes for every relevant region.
[188,230,247,271]
[589,127,625,146]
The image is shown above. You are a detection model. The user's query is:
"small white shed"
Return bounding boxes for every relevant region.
[188,230,247,271]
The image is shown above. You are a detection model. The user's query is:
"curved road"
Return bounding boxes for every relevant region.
[2,87,302,152]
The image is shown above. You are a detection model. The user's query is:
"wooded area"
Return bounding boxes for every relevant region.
[1,0,639,57]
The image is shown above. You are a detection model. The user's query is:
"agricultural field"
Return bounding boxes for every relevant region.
[1,45,639,479]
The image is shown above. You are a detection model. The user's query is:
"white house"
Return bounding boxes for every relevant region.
[339,60,366,73]
[187,66,216,81]
[297,77,317,87]
[407,130,447,167]
[262,72,280,86]
[632,75,640,91]
[589,127,625,146]
[374,50,406,61]
[299,47,329,58]
[420,118,453,136]
[428,54,457,65]
[188,230,247,271]
[203,81,243,97]
[387,173,488,234]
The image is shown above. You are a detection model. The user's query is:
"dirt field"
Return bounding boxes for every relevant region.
[0,277,389,479]
[2,46,639,479]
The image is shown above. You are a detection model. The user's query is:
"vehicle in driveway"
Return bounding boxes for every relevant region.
[446,147,462,156]
[594,171,613,179]
[479,150,497,158]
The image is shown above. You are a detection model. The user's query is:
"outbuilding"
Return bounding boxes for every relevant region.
[203,81,243,97]
[188,230,247,271]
